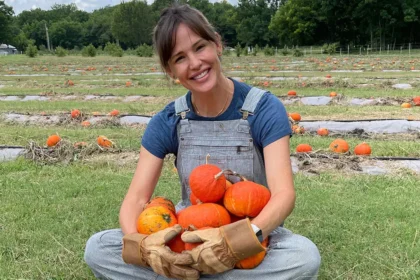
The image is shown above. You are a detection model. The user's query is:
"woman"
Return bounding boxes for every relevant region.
[84,4,320,280]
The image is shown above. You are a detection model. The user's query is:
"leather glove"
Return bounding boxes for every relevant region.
[122,224,200,280]
[181,218,265,274]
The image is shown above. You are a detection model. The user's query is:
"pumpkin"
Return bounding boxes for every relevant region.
[292,125,305,134]
[109,109,120,116]
[184,227,212,251]
[125,81,132,87]
[401,103,411,108]
[330,92,337,97]
[81,121,91,127]
[136,206,177,234]
[287,90,297,96]
[189,155,226,203]
[326,74,332,78]
[235,237,269,269]
[354,142,371,156]
[189,192,201,205]
[167,234,185,253]
[73,141,87,148]
[46,134,61,147]
[223,180,271,218]
[71,109,81,118]
[66,80,74,86]
[317,128,329,136]
[97,135,113,148]
[289,113,301,122]
[413,96,420,106]
[329,139,349,153]
[144,196,176,214]
[177,203,231,230]
[296,144,312,153]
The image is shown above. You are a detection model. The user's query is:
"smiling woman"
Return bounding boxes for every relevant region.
[84,4,321,280]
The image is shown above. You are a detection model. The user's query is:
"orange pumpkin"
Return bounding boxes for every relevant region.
[401,103,411,108]
[329,139,349,153]
[189,159,226,203]
[137,206,177,234]
[177,203,231,229]
[317,128,329,136]
[167,234,185,253]
[413,96,420,106]
[144,196,176,214]
[223,181,270,218]
[189,192,201,205]
[97,135,113,148]
[354,142,371,156]
[289,112,301,122]
[46,134,61,147]
[296,144,312,153]
[235,237,269,269]
[287,90,297,96]
[81,121,91,127]
[329,91,337,97]
[293,125,305,134]
[326,74,332,78]
[109,109,120,116]
[125,81,132,87]
[71,109,81,118]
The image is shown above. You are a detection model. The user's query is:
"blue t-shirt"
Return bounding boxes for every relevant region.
[142,78,291,159]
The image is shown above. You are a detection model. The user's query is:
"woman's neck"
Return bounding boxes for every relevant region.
[191,76,234,117]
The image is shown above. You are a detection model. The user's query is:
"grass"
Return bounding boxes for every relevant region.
[0,159,419,279]
[2,54,420,279]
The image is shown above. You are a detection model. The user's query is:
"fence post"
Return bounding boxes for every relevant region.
[275,47,278,55]
[348,45,349,55]
[340,48,342,56]
[359,47,361,55]
[409,43,411,57]
[304,49,306,56]
[400,46,403,55]
[380,46,381,55]
[387,44,389,55]
[310,46,312,55]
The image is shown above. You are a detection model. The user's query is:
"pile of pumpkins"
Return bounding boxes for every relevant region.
[137,161,271,269]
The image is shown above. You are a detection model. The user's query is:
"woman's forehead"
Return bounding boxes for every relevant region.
[171,24,203,53]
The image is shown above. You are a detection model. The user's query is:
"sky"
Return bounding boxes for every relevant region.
[5,0,237,15]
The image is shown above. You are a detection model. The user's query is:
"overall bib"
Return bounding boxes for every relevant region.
[174,87,267,212]
[84,87,321,280]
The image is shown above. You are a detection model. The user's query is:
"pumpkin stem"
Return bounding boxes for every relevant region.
[205,154,210,164]
[214,170,225,180]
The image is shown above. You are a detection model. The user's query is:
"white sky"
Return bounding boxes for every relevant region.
[5,0,237,15]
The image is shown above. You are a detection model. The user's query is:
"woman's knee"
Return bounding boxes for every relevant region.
[84,231,102,269]
[298,235,321,274]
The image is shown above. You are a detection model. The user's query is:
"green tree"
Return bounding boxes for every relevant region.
[84,6,116,47]
[0,1,14,42]
[50,20,84,49]
[112,0,154,47]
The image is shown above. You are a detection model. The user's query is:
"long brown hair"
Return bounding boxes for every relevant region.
[153,4,220,72]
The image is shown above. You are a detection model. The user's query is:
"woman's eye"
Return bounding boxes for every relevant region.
[175,56,184,63]
[197,45,204,50]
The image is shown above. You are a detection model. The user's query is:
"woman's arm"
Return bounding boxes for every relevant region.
[119,146,164,235]
[251,135,295,238]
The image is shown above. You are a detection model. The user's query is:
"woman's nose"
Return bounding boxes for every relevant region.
[189,54,202,70]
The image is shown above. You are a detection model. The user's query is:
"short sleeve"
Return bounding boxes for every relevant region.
[249,93,292,149]
[141,114,173,159]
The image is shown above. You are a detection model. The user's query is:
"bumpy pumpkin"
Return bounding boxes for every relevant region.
[137,206,177,234]
[296,144,312,153]
[235,237,269,269]
[144,196,176,214]
[189,156,226,203]
[46,134,61,147]
[177,203,231,229]
[354,142,371,156]
[223,180,271,218]
[329,139,349,153]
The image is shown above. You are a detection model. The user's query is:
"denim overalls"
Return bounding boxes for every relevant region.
[174,87,268,212]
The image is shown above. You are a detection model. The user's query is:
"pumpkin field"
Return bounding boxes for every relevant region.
[1,53,419,279]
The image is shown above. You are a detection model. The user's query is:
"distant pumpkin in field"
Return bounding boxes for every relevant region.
[317,128,329,136]
[109,109,120,116]
[401,103,411,108]
[71,109,81,118]
[287,90,297,96]
[329,92,337,97]
[289,113,301,122]
[354,142,371,156]
[296,144,312,153]
[46,134,61,147]
[97,135,113,148]
[329,139,349,153]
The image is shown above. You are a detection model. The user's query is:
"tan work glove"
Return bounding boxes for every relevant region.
[122,224,200,280]
[181,218,265,274]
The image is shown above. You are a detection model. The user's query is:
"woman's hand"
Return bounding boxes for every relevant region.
[181,218,265,274]
[123,224,200,280]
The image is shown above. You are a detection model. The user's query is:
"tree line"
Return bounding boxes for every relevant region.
[1,0,420,53]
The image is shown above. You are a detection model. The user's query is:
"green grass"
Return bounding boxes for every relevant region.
[1,159,419,279]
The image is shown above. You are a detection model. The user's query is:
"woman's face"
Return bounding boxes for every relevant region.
[166,23,223,95]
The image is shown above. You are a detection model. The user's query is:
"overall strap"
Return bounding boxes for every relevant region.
[174,94,190,119]
[240,87,267,120]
